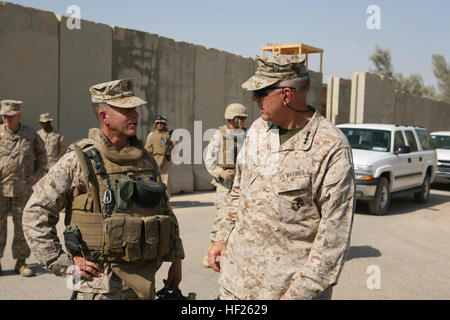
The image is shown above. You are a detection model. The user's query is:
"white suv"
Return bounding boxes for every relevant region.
[430,131,450,184]
[337,123,437,215]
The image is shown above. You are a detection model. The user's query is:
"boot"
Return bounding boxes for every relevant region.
[14,259,34,277]
[0,261,2,275]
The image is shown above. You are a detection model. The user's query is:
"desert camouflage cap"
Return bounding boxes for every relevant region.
[89,79,147,108]
[39,113,53,123]
[241,55,307,91]
[0,100,23,116]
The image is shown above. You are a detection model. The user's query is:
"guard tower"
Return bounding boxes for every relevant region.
[261,42,324,73]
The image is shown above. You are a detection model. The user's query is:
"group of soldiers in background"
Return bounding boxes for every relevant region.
[0,100,65,277]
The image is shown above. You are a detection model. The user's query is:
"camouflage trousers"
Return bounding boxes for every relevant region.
[209,184,231,242]
[0,196,31,260]
[218,286,334,300]
[75,288,139,300]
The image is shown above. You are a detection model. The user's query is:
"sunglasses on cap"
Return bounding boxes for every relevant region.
[252,86,296,99]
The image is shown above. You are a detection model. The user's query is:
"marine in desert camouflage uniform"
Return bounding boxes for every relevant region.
[202,103,247,268]
[0,100,47,277]
[23,80,184,300]
[37,113,66,172]
[145,116,175,199]
[208,55,355,300]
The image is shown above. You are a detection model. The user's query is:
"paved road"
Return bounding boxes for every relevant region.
[1,185,449,300]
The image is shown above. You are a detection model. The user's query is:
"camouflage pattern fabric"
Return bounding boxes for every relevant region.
[241,55,307,91]
[37,129,66,170]
[0,123,47,197]
[22,129,184,294]
[209,184,230,242]
[215,112,355,300]
[145,129,174,198]
[0,196,31,259]
[205,127,246,242]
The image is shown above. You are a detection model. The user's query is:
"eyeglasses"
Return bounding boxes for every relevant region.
[235,116,247,120]
[252,86,296,99]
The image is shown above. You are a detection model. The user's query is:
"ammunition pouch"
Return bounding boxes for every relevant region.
[133,177,167,208]
[102,215,171,262]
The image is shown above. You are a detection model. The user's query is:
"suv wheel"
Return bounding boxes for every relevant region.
[369,177,390,215]
[413,174,430,203]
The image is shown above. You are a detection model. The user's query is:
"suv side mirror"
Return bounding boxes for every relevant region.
[395,145,410,154]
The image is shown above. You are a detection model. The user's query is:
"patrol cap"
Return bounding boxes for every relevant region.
[155,115,167,124]
[89,79,147,108]
[241,55,307,91]
[0,100,23,116]
[39,113,53,123]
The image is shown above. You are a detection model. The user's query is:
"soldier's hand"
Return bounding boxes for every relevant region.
[208,242,226,272]
[73,256,104,281]
[163,259,182,290]
[219,170,235,182]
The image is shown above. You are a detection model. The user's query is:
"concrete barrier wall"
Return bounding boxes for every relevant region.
[112,27,159,141]
[157,37,196,193]
[59,16,112,144]
[350,72,396,124]
[348,71,450,132]
[0,2,59,130]
[326,77,351,125]
[307,70,323,114]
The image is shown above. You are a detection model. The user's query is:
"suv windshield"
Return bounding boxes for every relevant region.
[431,135,450,149]
[339,128,391,152]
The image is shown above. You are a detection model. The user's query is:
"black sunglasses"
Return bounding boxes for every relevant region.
[253,86,296,99]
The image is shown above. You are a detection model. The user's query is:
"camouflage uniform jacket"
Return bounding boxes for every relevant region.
[23,128,184,294]
[0,123,47,197]
[37,129,66,169]
[204,126,247,189]
[215,112,355,300]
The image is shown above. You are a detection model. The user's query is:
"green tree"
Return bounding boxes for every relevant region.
[369,45,394,78]
[432,54,450,103]
[369,46,437,99]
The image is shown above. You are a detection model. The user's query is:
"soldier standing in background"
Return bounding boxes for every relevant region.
[145,115,175,199]
[208,55,355,300]
[37,113,66,172]
[0,100,47,277]
[202,103,247,268]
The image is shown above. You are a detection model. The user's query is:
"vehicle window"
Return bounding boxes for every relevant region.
[339,128,391,152]
[414,128,436,150]
[404,130,419,152]
[431,135,450,149]
[394,131,406,150]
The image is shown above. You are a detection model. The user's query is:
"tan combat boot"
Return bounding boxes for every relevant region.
[14,259,34,277]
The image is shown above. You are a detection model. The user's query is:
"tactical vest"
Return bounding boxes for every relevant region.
[217,125,246,170]
[65,129,171,263]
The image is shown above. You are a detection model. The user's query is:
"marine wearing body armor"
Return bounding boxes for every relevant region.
[22,79,184,300]
[65,127,172,264]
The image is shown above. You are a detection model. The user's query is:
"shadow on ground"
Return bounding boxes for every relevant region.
[170,201,214,209]
[345,245,381,261]
[355,189,450,216]
[0,263,49,277]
